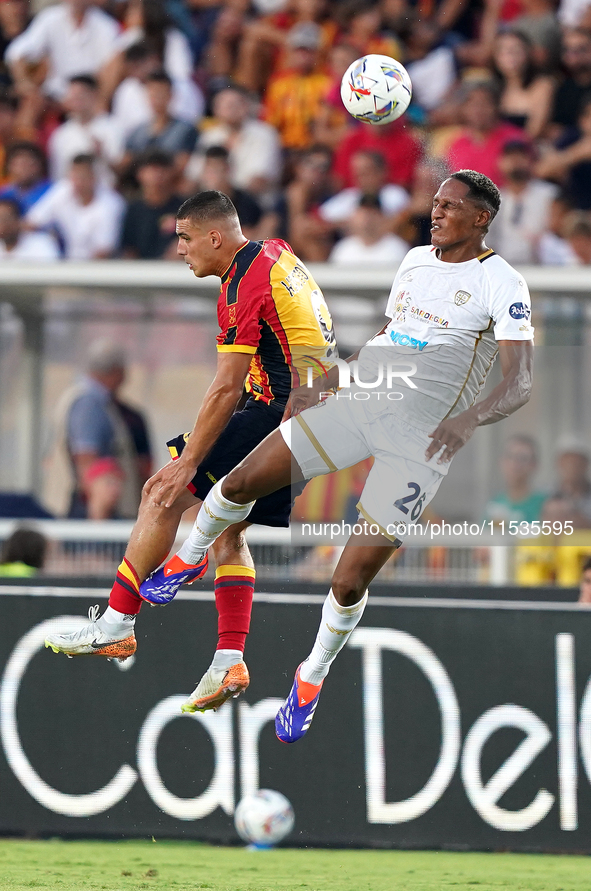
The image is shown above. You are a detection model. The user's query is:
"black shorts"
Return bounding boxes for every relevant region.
[167,397,303,527]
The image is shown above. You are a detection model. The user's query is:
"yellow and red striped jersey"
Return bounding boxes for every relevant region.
[217,239,337,406]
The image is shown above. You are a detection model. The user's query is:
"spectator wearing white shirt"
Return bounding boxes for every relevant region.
[487,140,558,264]
[5,0,120,101]
[26,153,124,259]
[319,149,410,228]
[538,191,579,264]
[48,74,124,185]
[0,197,59,260]
[184,85,281,201]
[328,195,409,266]
[111,42,203,141]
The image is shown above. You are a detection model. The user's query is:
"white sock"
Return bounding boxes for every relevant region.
[177,477,256,565]
[99,606,135,630]
[299,589,368,685]
[211,649,243,671]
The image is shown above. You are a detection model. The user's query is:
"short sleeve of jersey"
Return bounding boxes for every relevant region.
[488,267,534,342]
[384,249,415,318]
[216,262,269,354]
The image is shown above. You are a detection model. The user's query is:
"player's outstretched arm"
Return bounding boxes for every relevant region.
[426,339,534,465]
[146,351,253,508]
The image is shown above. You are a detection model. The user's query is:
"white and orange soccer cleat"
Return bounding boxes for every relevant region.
[44,605,136,660]
[181,661,250,713]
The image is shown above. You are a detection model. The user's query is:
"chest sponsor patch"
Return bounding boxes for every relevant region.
[509,302,530,320]
[390,330,428,350]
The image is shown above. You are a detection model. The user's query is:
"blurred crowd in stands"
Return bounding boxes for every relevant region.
[0,0,590,262]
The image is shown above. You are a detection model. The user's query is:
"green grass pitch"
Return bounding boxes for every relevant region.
[0,839,589,891]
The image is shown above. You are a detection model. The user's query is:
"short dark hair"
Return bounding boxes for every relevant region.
[71,153,95,168]
[69,74,98,90]
[135,148,174,170]
[358,193,382,211]
[1,527,47,570]
[448,169,501,228]
[204,145,231,163]
[355,149,386,170]
[146,70,172,87]
[6,140,47,171]
[176,190,238,224]
[0,91,18,111]
[0,197,22,217]
[125,42,154,63]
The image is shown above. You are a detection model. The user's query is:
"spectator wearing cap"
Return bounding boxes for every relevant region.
[123,70,197,177]
[198,146,266,239]
[328,194,409,265]
[550,28,591,135]
[0,196,59,260]
[0,141,50,212]
[26,153,124,259]
[537,94,591,210]
[487,141,558,264]
[5,0,120,101]
[47,74,124,185]
[264,22,332,151]
[44,339,152,520]
[120,149,182,259]
[185,85,281,201]
[446,82,530,187]
[111,42,204,142]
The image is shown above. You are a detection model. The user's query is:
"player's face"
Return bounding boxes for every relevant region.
[430,179,487,253]
[176,217,220,277]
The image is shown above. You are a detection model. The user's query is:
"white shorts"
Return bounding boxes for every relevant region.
[280,393,448,541]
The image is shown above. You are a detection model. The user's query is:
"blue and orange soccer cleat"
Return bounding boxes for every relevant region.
[139,552,209,605]
[275,664,323,744]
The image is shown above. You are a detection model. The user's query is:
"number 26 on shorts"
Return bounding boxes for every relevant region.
[394,482,426,521]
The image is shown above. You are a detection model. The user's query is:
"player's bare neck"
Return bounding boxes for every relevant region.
[436,239,488,264]
[218,236,250,278]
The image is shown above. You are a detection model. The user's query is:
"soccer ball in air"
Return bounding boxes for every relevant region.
[234,789,295,847]
[340,54,412,125]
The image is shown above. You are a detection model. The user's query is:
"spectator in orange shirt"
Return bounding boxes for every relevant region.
[264,22,331,151]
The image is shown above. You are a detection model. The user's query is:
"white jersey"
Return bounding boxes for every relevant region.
[356,244,534,432]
